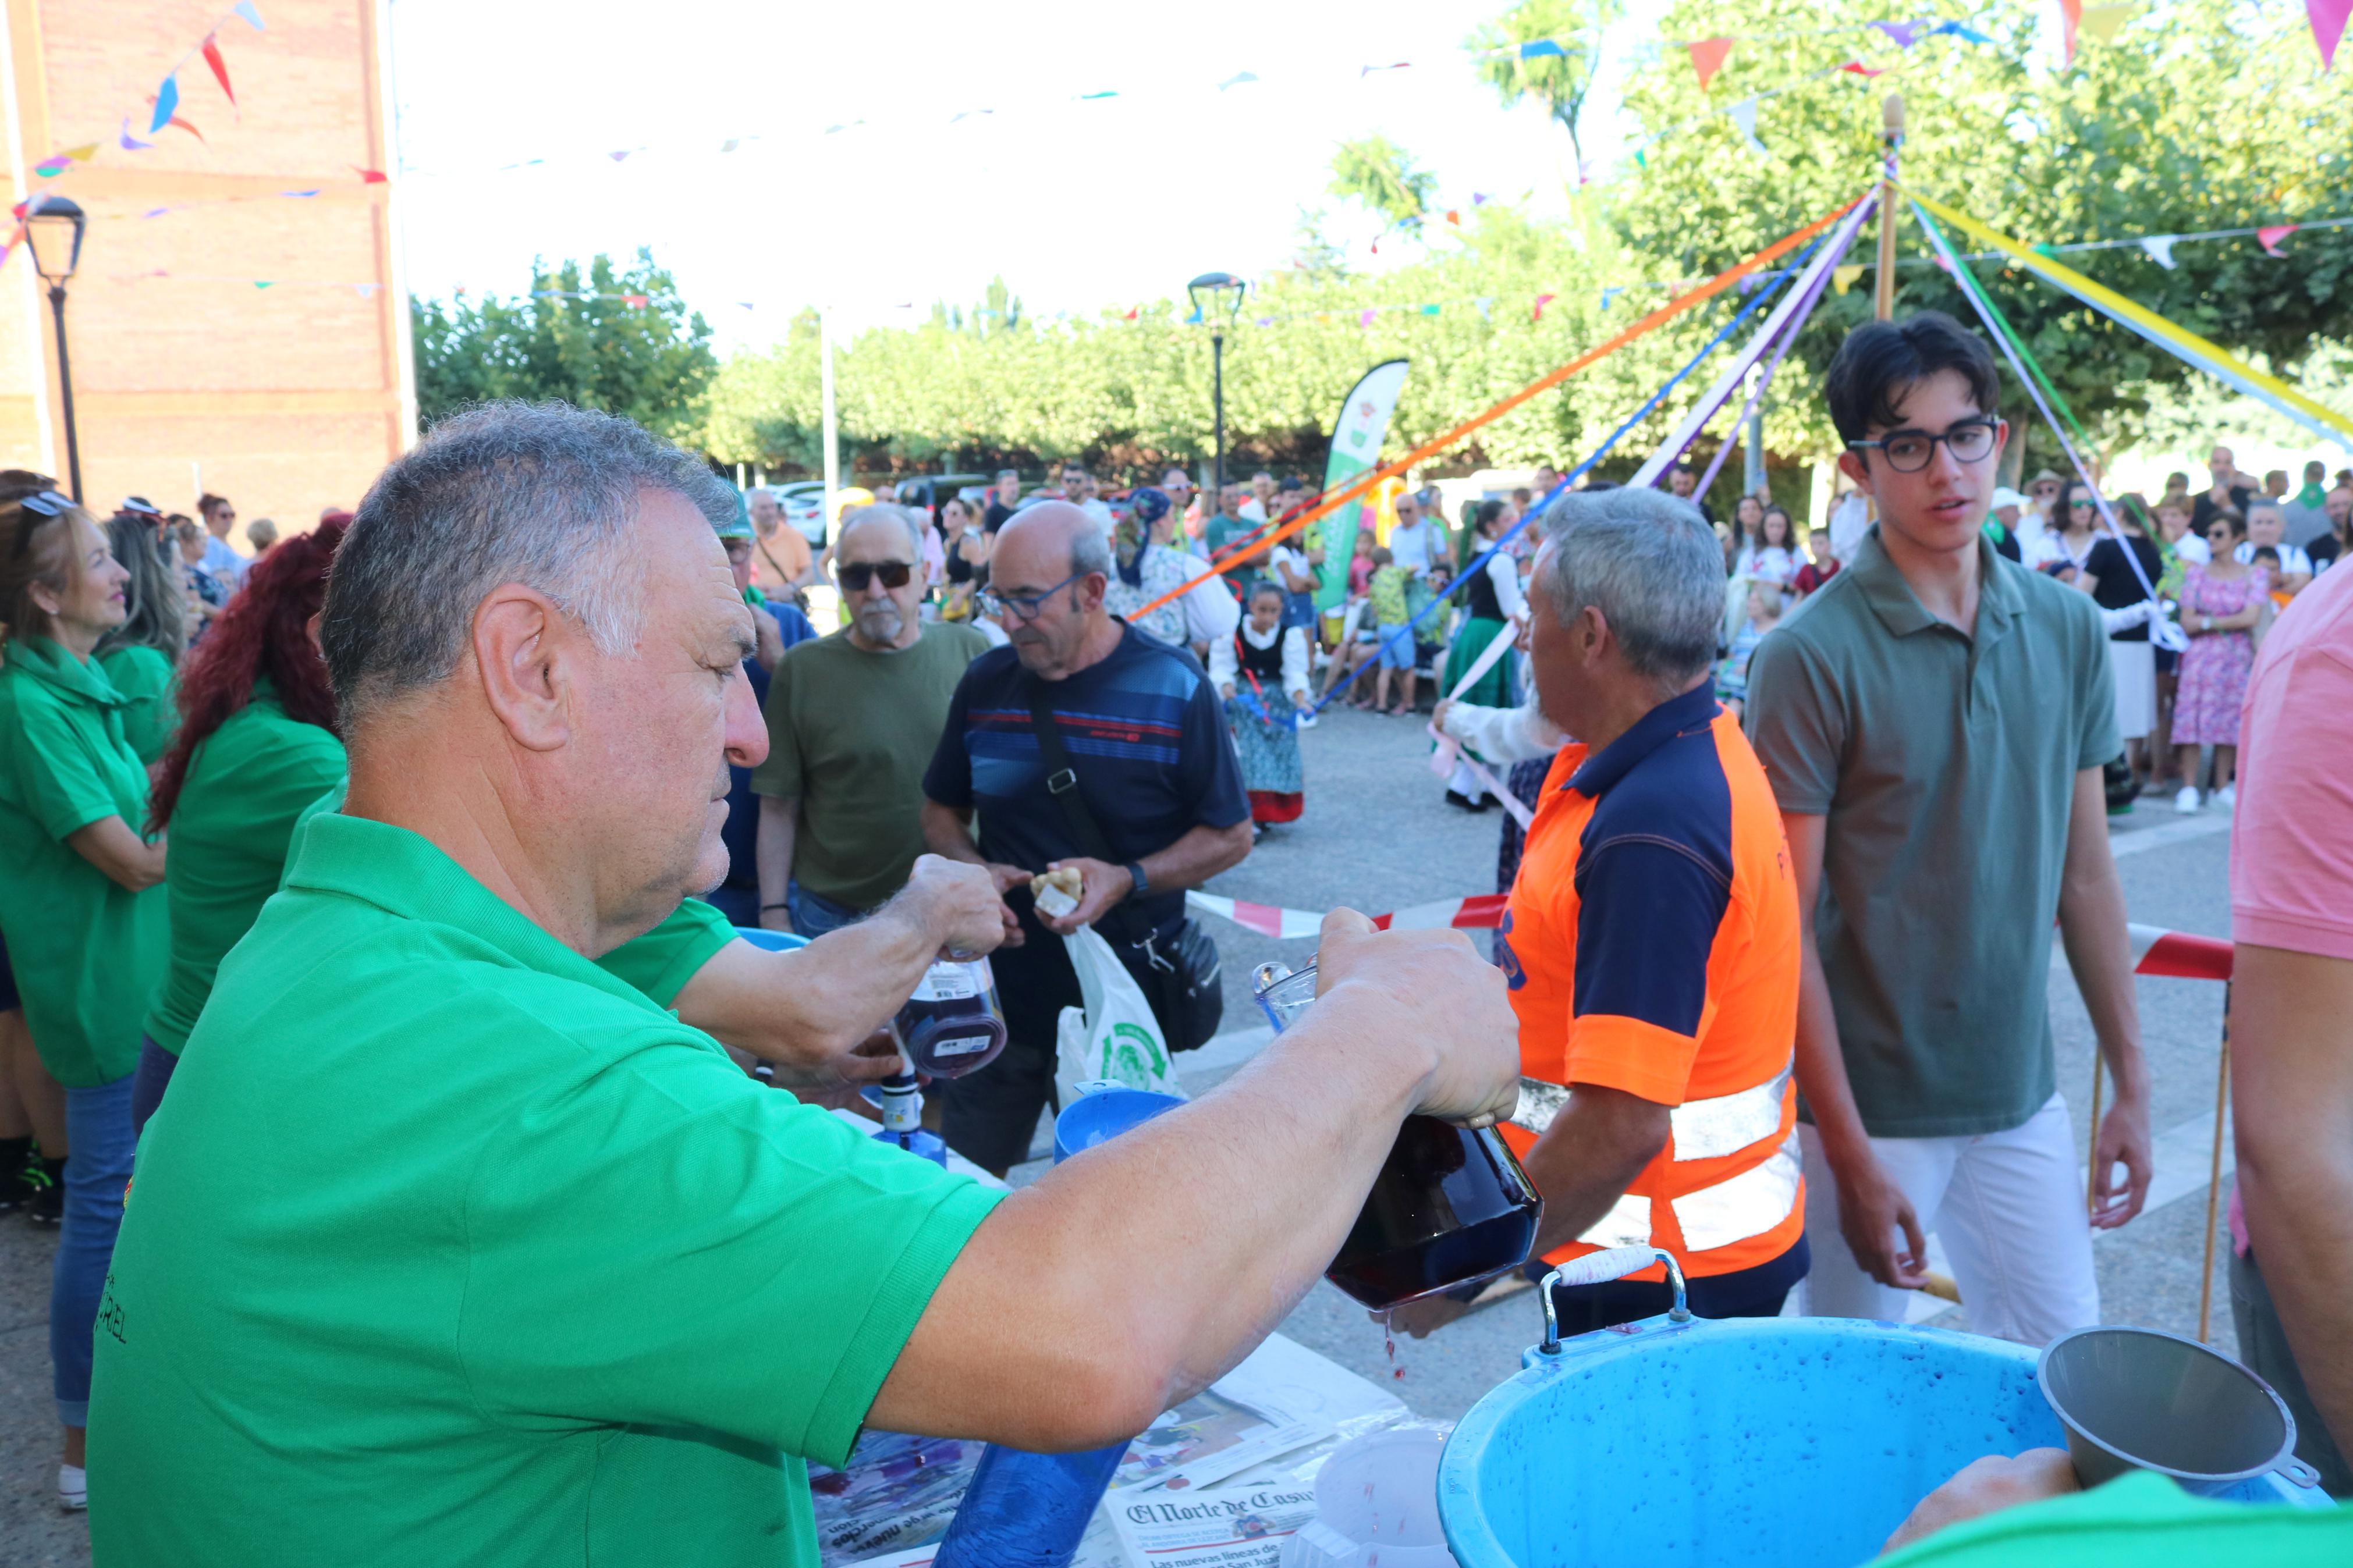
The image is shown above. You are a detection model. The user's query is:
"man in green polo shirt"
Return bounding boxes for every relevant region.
[87,401,1521,1567]
[1744,313,2152,1345]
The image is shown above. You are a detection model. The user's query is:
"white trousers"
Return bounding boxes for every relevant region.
[1798,1093,2099,1346]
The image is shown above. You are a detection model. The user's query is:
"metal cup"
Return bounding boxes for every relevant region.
[2037,1325,2322,1495]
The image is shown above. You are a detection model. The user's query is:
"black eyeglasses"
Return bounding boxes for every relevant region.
[836,560,913,592]
[1847,418,2001,473]
[981,568,1086,622]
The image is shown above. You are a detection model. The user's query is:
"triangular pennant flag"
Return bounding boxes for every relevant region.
[1840,61,1886,76]
[2140,236,2177,268]
[1184,305,1202,325]
[1217,71,1257,90]
[201,34,237,110]
[1122,305,1138,320]
[1475,297,1493,319]
[1532,293,1557,321]
[609,150,631,162]
[253,280,274,289]
[120,119,155,151]
[1472,191,1490,205]
[1833,264,1867,294]
[1600,286,1624,309]
[1931,20,1995,42]
[279,188,320,198]
[235,1,265,29]
[1688,37,1733,90]
[1871,20,1923,47]
[2059,0,2083,65]
[31,157,69,179]
[2258,224,2301,256]
[719,138,739,153]
[622,293,650,308]
[1445,209,1461,225]
[1358,309,1378,326]
[352,166,388,182]
[1076,89,1119,99]
[1726,98,1769,157]
[150,73,180,134]
[166,115,205,144]
[2312,0,2351,67]
[2079,2,2136,44]
[1519,39,1567,59]
[1358,62,1411,76]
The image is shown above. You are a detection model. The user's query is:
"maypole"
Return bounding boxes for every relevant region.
[1875,95,1903,320]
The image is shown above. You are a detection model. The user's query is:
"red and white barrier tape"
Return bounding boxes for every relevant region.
[1189,890,2235,983]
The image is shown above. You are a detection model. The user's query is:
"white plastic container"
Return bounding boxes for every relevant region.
[1280,1428,1458,1568]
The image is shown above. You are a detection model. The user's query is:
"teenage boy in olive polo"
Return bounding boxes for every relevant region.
[1744,313,2152,1345]
[87,403,1521,1568]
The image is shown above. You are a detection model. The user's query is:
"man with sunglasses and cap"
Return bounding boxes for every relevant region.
[753,506,988,937]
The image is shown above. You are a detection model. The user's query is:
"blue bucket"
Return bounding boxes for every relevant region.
[1052,1087,1184,1165]
[1438,1314,2329,1567]
[733,927,810,953]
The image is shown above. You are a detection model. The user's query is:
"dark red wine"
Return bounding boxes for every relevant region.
[1323,1117,1543,1311]
[892,959,1009,1079]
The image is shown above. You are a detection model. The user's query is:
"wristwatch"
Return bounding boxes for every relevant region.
[1124,862,1149,900]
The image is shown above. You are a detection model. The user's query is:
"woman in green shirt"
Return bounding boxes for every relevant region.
[134,519,349,1133]
[93,510,189,764]
[0,490,169,1510]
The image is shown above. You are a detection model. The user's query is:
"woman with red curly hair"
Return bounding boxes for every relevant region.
[132,520,348,1133]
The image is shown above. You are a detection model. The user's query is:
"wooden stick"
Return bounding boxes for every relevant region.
[2199,983,2233,1345]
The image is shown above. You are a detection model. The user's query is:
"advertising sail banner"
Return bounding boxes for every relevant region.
[1314,358,1410,612]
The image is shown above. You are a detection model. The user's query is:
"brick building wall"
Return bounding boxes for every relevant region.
[0,0,410,539]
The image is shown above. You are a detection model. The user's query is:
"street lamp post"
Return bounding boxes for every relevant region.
[1186,272,1247,497]
[24,196,88,499]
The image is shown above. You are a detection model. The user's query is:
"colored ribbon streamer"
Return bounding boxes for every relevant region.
[1900,185,2353,449]
[1131,194,1869,624]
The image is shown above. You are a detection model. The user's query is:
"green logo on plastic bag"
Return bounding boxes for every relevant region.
[1103,1022,1170,1086]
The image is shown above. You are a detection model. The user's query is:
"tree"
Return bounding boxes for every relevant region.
[411,249,718,439]
[1604,0,2353,464]
[1468,0,1624,175]
[1329,137,1438,233]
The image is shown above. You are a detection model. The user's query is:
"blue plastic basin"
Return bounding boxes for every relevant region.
[1438,1314,2328,1567]
[734,927,810,952]
[1052,1087,1184,1164]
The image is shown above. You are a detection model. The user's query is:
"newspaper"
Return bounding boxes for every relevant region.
[1109,1479,1319,1567]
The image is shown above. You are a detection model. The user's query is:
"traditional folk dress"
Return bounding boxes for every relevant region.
[1209,621,1310,824]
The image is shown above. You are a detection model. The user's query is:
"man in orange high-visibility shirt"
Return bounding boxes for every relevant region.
[1398,486,1805,1338]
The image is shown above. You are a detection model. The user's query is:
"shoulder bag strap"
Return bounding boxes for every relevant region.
[1025,682,1117,863]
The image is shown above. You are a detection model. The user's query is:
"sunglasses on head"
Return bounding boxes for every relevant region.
[6,490,73,557]
[837,560,913,592]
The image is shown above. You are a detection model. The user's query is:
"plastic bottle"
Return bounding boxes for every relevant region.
[928,1440,1128,1568]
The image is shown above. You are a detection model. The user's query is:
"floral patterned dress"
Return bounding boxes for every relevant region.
[2171,563,2270,746]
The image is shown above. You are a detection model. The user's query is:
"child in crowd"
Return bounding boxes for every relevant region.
[1716,579,1782,717]
[1347,528,1377,598]
[1319,546,1400,706]
[2252,546,2291,613]
[1365,547,1418,714]
[1791,526,1841,599]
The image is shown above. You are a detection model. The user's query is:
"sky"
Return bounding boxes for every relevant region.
[387,0,1676,348]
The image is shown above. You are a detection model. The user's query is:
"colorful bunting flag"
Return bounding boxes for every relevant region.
[1600,286,1624,309]
[1076,89,1119,99]
[2312,0,2350,67]
[1840,61,1885,76]
[2140,236,2177,268]
[2079,2,2137,44]
[1688,37,1734,90]
[1359,62,1411,76]
[1217,72,1257,90]
[2257,223,2300,256]
[1931,20,1994,43]
[1421,303,1440,315]
[151,73,180,134]
[1726,98,1769,157]
[352,166,388,182]
[234,1,265,30]
[2058,0,2082,65]
[622,293,650,308]
[1532,293,1557,321]
[1832,263,1866,294]
[201,33,237,110]
[253,279,273,289]
[166,115,206,144]
[1519,39,1567,59]
[119,119,154,151]
[1871,20,1923,48]
[32,145,95,179]
[1445,209,1461,225]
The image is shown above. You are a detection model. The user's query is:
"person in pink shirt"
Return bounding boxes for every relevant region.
[2228,556,2353,1496]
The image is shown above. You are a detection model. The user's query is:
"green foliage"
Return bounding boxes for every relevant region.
[1609,0,2353,466]
[693,0,2350,484]
[1329,137,1439,232]
[1467,0,1624,167]
[411,250,718,440]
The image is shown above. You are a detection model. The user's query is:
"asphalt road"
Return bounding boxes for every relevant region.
[0,702,2253,1563]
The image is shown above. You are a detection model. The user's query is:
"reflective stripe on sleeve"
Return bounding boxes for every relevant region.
[1575,1192,1653,1250]
[1670,1061,1791,1161]
[1670,1130,1802,1254]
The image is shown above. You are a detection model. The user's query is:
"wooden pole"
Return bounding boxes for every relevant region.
[2199,984,2233,1343]
[1875,95,1904,320]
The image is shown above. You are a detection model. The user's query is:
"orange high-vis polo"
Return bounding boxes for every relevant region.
[1497,682,1803,1281]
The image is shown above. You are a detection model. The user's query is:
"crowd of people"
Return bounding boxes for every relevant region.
[0,308,2348,1565]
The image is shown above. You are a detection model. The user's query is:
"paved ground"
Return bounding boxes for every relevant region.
[0,702,2250,1562]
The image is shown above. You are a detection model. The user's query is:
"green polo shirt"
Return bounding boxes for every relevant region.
[0,636,166,1085]
[145,685,348,1055]
[1878,1471,2349,1565]
[1744,529,2117,1137]
[90,812,1002,1567]
[95,642,179,763]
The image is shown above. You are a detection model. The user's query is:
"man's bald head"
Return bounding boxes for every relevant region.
[990,503,1113,677]
[993,502,1110,584]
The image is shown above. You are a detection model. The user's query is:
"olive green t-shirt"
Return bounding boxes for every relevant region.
[1879,1471,2348,1566]
[1744,529,2118,1137]
[96,642,179,763]
[91,812,1001,1567]
[145,686,347,1055]
[0,637,166,1085]
[750,622,987,910]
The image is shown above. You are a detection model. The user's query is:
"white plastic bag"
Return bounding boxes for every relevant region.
[1054,926,1187,1104]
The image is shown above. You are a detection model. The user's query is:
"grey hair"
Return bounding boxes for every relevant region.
[1070,517,1112,578]
[836,503,927,559]
[97,513,189,663]
[1536,486,1726,684]
[2247,499,2285,524]
[321,400,733,723]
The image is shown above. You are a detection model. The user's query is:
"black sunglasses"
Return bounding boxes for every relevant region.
[837,560,913,592]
